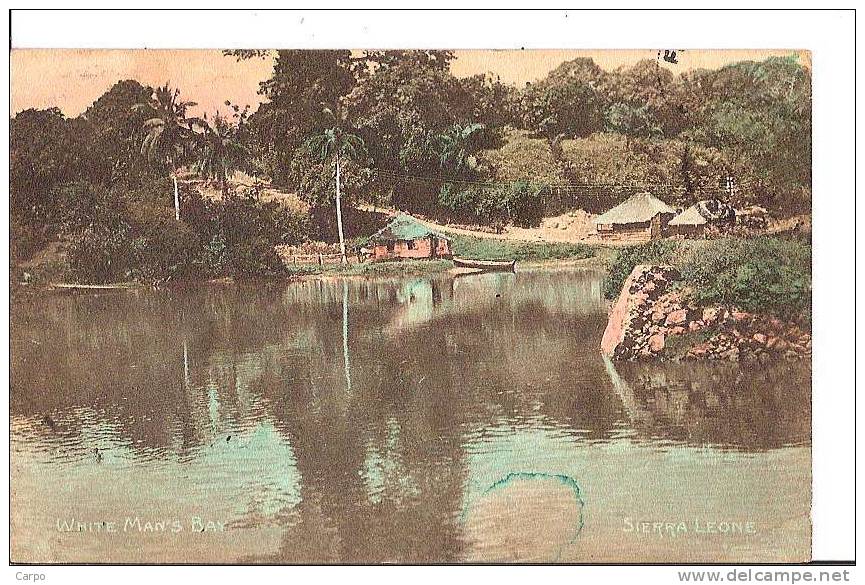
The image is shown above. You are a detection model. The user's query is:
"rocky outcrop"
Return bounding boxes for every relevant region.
[601,264,811,362]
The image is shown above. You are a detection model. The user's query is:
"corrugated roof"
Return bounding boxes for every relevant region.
[370,214,451,242]
[594,192,676,226]
[669,204,707,226]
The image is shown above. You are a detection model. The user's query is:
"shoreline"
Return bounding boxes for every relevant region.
[12,248,612,291]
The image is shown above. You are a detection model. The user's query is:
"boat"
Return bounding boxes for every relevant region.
[452,257,516,272]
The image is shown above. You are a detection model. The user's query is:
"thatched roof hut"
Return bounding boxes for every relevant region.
[669,205,708,227]
[594,192,676,242]
[669,200,736,235]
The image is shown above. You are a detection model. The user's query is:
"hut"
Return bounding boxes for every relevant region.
[594,192,676,242]
[668,200,736,236]
[368,214,452,260]
[668,205,708,236]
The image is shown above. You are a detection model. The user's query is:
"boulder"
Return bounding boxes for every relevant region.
[601,264,677,358]
[664,309,687,326]
[648,334,665,353]
[702,308,719,323]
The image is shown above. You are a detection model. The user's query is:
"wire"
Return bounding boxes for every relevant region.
[366,166,761,194]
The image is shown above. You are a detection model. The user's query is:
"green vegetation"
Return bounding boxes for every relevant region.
[29,181,305,284]
[602,240,681,299]
[11,50,810,284]
[449,234,595,262]
[437,180,545,228]
[603,237,811,322]
[679,237,811,322]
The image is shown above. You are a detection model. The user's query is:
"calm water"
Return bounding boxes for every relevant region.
[10,268,811,563]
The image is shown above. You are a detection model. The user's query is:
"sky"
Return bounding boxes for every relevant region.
[10,49,808,119]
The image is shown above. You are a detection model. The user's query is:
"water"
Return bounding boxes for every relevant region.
[10,268,811,563]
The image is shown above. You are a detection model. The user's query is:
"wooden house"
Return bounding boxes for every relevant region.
[368,214,453,260]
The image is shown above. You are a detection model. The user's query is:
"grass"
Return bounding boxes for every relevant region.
[448,234,596,262]
[602,236,812,323]
[286,259,455,278]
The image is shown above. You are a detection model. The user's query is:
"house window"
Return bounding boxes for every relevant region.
[386,241,395,252]
[407,240,416,250]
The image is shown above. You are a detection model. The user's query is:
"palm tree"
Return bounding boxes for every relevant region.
[193,112,251,197]
[305,107,366,264]
[435,122,486,175]
[135,84,199,221]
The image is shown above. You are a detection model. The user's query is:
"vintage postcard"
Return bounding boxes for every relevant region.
[10,40,816,564]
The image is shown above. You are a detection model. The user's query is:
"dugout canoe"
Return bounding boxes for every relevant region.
[452,257,516,272]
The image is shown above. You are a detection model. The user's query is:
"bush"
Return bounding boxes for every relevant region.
[129,216,199,282]
[435,181,545,228]
[602,237,811,323]
[679,237,811,322]
[67,222,136,283]
[501,180,545,227]
[437,183,485,223]
[603,240,681,299]
[11,219,51,264]
[184,192,300,278]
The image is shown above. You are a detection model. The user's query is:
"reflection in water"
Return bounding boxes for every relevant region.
[10,268,810,563]
[342,281,352,393]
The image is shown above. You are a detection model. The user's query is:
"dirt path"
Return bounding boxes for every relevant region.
[359,204,598,244]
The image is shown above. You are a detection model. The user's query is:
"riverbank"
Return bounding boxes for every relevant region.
[600,235,812,363]
[12,232,612,288]
[12,234,811,366]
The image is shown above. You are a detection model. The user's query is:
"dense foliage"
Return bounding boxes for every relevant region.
[602,240,682,299]
[10,51,811,282]
[603,237,811,322]
[679,237,811,321]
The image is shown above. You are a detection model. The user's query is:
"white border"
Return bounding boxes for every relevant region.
[3,8,857,581]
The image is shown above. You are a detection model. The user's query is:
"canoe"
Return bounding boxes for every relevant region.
[50,283,134,292]
[452,257,516,272]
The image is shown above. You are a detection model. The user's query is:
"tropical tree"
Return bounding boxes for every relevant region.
[135,84,199,220]
[83,79,156,186]
[435,122,486,176]
[305,106,367,264]
[193,111,251,196]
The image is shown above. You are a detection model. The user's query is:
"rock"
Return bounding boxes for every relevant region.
[731,311,751,322]
[689,321,702,332]
[669,326,685,336]
[665,309,687,326]
[720,347,740,361]
[648,334,665,353]
[601,265,651,357]
[702,308,719,323]
[753,333,767,344]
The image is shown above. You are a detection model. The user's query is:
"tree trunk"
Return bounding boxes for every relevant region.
[172,173,181,221]
[335,154,347,264]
